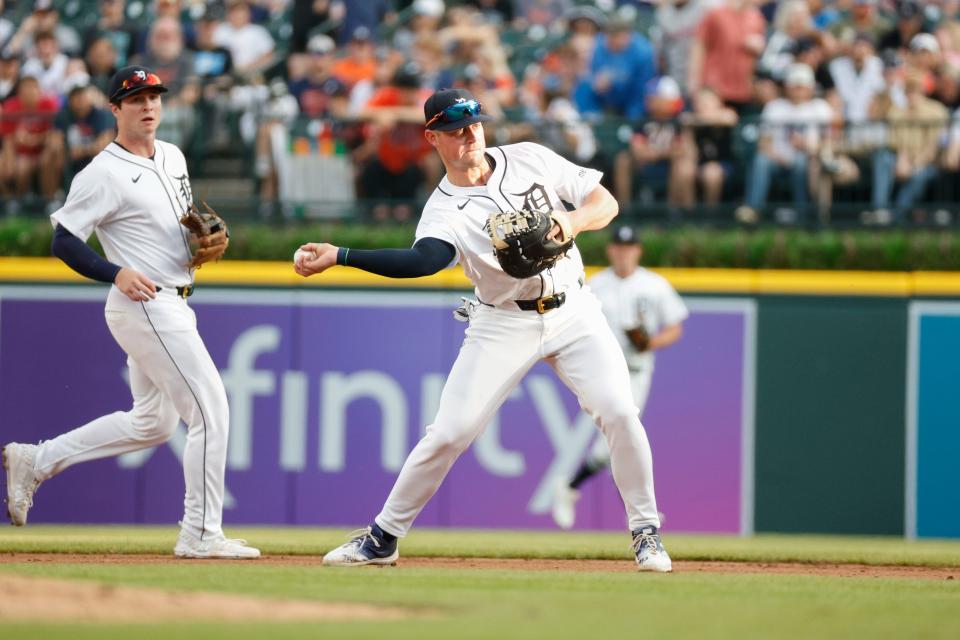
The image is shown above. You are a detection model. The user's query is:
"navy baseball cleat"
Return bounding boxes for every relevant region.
[631,525,673,573]
[323,523,399,566]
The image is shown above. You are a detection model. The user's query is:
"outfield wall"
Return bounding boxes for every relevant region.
[0,259,957,538]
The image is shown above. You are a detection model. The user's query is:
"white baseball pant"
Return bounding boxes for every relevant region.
[33,286,229,539]
[375,288,661,536]
[585,367,653,467]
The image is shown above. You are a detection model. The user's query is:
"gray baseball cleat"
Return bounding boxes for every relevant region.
[174,528,261,559]
[3,443,41,526]
[631,525,673,573]
[323,524,399,566]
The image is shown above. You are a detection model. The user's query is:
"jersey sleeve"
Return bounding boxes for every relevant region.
[535,143,603,207]
[49,164,120,241]
[657,278,689,327]
[414,207,460,268]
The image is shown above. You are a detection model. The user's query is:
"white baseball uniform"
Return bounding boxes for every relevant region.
[374,141,662,536]
[584,267,689,465]
[37,140,230,541]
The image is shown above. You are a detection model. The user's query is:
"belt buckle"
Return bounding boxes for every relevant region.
[178,286,192,299]
[536,296,549,314]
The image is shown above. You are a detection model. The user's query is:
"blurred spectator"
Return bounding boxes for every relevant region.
[679,86,738,205]
[807,0,840,30]
[394,0,445,55]
[933,67,960,110]
[85,0,137,67]
[410,35,456,91]
[0,50,20,101]
[758,0,815,83]
[0,74,59,204]
[688,0,766,113]
[828,33,886,123]
[943,105,960,172]
[291,0,344,53]
[338,0,393,45]
[563,5,604,67]
[652,0,720,97]
[878,0,930,58]
[288,34,348,118]
[462,0,515,26]
[332,27,378,91]
[85,36,119,99]
[4,0,81,58]
[829,0,892,53]
[355,62,437,221]
[50,75,114,183]
[937,0,960,70]
[192,3,233,80]
[135,17,195,96]
[907,32,943,79]
[516,0,572,28]
[21,30,68,98]
[869,70,949,224]
[529,87,598,166]
[213,0,276,76]
[613,76,690,207]
[574,14,657,120]
[794,35,833,90]
[736,63,834,223]
[0,0,13,51]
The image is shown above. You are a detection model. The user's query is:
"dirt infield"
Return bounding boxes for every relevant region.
[2,553,957,580]
[0,573,411,623]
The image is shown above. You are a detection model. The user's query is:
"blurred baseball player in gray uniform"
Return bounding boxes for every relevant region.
[2,66,258,559]
[552,226,687,529]
[295,88,672,572]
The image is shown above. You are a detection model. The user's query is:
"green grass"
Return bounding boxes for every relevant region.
[1,526,959,639]
[2,525,960,566]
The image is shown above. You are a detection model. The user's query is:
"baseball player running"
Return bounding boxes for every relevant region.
[295,88,672,572]
[1,66,258,559]
[552,225,687,529]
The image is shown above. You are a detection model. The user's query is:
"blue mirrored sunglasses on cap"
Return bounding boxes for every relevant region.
[426,100,482,128]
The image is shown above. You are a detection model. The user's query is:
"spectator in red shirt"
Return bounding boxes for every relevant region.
[355,62,437,222]
[0,74,59,202]
[689,0,767,113]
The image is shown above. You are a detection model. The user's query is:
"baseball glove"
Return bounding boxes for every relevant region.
[486,209,574,279]
[180,200,229,268]
[625,326,651,352]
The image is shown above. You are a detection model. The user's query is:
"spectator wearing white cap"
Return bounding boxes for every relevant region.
[393,0,446,55]
[736,63,834,223]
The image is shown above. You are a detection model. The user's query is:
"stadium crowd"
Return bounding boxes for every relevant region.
[1,0,960,225]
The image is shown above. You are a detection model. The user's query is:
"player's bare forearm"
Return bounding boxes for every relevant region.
[649,323,683,351]
[567,185,618,235]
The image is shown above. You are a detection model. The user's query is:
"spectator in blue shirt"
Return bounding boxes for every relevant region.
[574,14,656,120]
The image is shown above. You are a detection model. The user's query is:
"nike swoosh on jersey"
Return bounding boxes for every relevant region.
[457,200,469,210]
[132,173,142,183]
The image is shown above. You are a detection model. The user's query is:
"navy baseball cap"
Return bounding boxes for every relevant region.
[610,225,639,245]
[424,88,493,131]
[108,66,168,104]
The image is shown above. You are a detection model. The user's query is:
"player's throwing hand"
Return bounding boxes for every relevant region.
[294,242,338,277]
[114,267,157,301]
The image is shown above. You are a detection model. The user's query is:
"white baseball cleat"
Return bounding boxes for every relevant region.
[3,443,41,526]
[174,528,261,559]
[551,477,580,530]
[631,525,673,573]
[323,526,399,567]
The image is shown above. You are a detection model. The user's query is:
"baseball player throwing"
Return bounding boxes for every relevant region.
[1,66,258,559]
[552,225,687,530]
[296,88,672,572]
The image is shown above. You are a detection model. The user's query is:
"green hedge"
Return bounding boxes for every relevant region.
[3,219,960,271]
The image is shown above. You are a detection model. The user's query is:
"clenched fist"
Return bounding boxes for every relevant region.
[294,242,339,277]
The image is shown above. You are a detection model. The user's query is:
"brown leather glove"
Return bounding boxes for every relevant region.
[179,200,229,268]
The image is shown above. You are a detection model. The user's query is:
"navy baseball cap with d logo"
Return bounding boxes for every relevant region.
[108,66,169,104]
[424,88,493,132]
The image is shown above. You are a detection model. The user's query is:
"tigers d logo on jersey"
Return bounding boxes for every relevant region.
[513,183,550,215]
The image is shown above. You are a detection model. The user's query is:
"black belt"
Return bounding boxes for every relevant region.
[516,292,566,314]
[156,285,195,298]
